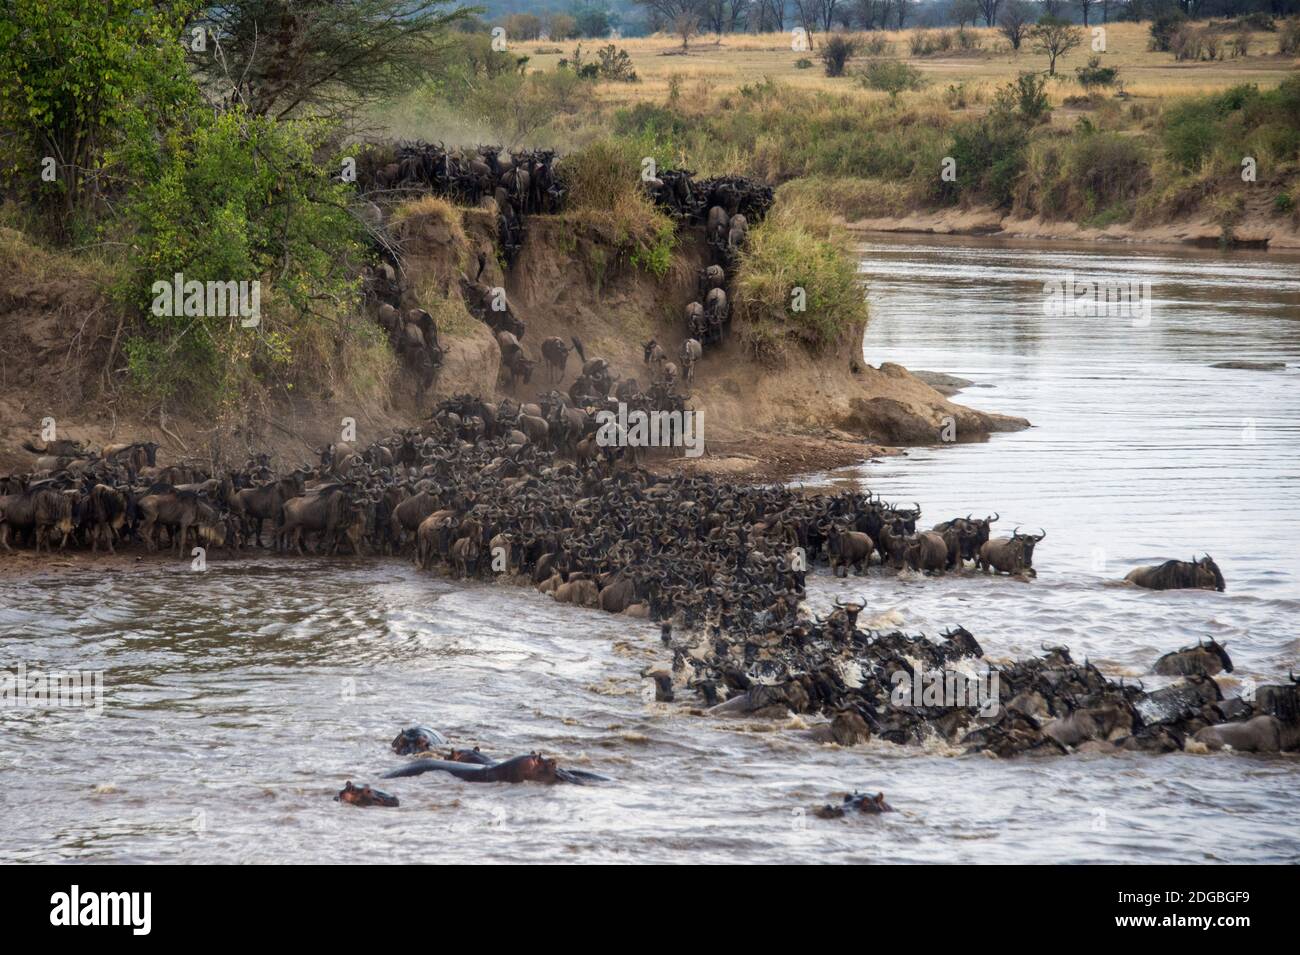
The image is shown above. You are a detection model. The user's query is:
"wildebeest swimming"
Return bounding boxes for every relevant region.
[4,415,1289,760]
[1126,555,1225,592]
[1154,638,1233,677]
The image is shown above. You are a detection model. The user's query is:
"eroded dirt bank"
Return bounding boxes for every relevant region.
[0,211,1026,479]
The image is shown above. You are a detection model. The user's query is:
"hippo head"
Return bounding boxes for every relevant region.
[519,752,559,783]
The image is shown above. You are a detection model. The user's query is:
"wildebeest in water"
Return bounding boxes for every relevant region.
[1125,555,1224,592]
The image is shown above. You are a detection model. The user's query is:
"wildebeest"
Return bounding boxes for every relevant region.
[540,337,571,383]
[932,514,996,568]
[680,338,702,383]
[84,484,128,553]
[977,527,1045,577]
[231,472,305,548]
[22,438,87,458]
[1125,555,1224,593]
[278,484,364,556]
[1153,638,1233,676]
[904,531,948,574]
[136,485,223,555]
[642,339,667,371]
[1193,715,1300,753]
[552,573,599,608]
[0,482,76,552]
[822,523,874,577]
[706,205,729,247]
[1043,703,1134,749]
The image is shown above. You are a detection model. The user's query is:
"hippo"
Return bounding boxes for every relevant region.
[814,791,894,818]
[383,751,608,785]
[391,726,449,755]
[336,781,400,807]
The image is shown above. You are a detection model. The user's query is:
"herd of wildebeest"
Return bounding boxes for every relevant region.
[5,148,1294,809]
[4,411,1295,780]
[356,149,773,406]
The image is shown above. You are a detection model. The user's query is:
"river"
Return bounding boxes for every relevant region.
[1,236,1297,864]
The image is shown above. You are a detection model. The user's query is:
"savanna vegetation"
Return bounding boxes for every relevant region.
[2,1,1296,421]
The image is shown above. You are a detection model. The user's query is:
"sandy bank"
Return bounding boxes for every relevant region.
[844,207,1300,251]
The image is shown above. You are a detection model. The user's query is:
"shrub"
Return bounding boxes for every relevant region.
[1076,56,1118,91]
[795,57,814,69]
[1149,12,1189,52]
[820,34,858,77]
[596,44,638,82]
[993,72,1052,124]
[956,27,982,51]
[1067,132,1151,214]
[1281,18,1300,55]
[861,34,891,55]
[935,113,1029,208]
[858,60,927,100]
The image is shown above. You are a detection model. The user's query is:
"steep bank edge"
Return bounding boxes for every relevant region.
[409,208,1028,480]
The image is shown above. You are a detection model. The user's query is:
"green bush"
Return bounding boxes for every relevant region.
[858,60,927,99]
[115,106,364,407]
[993,72,1053,125]
[1076,56,1119,92]
[937,114,1029,208]
[1149,12,1188,52]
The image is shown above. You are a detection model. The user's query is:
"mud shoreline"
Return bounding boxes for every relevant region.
[844,207,1300,251]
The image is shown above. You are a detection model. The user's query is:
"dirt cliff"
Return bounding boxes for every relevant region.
[0,209,1027,480]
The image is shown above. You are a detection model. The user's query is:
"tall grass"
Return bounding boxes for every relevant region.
[731,199,869,364]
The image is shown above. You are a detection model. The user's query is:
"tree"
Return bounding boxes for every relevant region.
[794,0,843,34]
[998,0,1033,50]
[192,1,469,119]
[635,0,700,48]
[756,0,788,31]
[0,0,192,235]
[549,13,579,39]
[1078,0,1096,25]
[977,0,1002,26]
[505,13,544,40]
[1029,15,1083,75]
[952,0,982,27]
[698,0,751,33]
[571,1,615,37]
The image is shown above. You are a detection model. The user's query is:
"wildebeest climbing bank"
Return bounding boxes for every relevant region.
[1,1,1297,873]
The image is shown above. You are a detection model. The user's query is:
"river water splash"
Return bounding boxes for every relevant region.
[1,237,1297,863]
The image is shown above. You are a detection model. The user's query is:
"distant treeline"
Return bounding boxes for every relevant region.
[475,0,1300,37]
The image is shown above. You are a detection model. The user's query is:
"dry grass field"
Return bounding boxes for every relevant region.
[516,22,1298,109]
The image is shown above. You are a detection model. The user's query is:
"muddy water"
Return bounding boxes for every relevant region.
[2,237,1298,864]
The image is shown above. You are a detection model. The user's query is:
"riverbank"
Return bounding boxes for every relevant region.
[844,207,1300,250]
